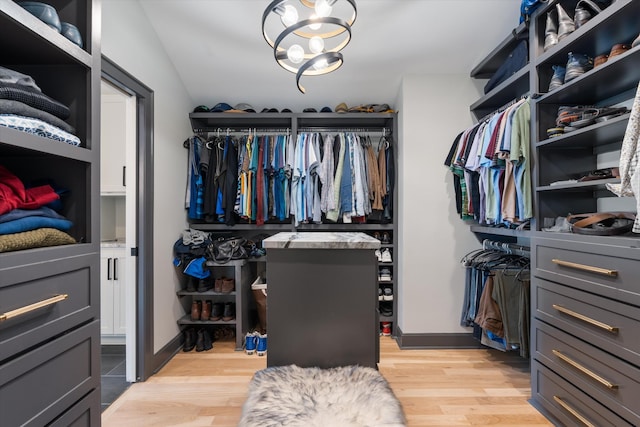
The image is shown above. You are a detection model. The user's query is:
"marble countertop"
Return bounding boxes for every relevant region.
[263,232,381,249]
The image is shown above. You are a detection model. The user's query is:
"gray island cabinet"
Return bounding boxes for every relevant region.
[263,232,381,369]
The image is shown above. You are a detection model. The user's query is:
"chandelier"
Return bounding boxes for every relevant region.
[262,0,357,93]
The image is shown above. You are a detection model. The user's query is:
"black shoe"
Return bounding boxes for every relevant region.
[186,277,197,292]
[195,328,212,352]
[182,327,196,352]
[210,302,224,321]
[197,279,213,292]
[195,328,204,351]
[222,302,236,321]
[379,301,393,317]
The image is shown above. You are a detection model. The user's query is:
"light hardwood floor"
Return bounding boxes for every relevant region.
[102,336,553,426]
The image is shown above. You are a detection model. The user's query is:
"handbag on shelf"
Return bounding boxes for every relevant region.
[520,0,548,24]
[207,236,248,263]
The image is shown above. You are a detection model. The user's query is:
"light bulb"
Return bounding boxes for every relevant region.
[313,57,328,71]
[309,36,324,54]
[309,13,322,30]
[287,44,305,64]
[314,0,332,17]
[281,4,299,27]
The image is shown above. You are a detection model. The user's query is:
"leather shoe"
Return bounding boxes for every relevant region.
[214,277,224,293]
[210,302,224,321]
[608,43,630,60]
[182,328,196,352]
[195,328,213,352]
[200,300,211,321]
[222,302,236,321]
[190,300,201,321]
[594,54,608,67]
[221,278,235,293]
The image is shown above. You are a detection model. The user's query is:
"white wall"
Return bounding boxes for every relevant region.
[102,1,192,352]
[397,74,483,334]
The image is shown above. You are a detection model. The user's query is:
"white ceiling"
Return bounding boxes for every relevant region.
[138,0,522,112]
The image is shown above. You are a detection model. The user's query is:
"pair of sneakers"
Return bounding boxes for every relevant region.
[375,248,392,263]
[245,331,267,356]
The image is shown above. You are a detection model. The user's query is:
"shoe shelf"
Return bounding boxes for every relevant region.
[177,315,237,326]
[537,47,640,105]
[535,112,630,149]
[177,259,253,351]
[177,290,237,297]
[533,0,640,69]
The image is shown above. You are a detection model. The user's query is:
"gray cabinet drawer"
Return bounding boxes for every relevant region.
[535,278,640,367]
[534,321,640,425]
[0,252,99,362]
[49,388,100,427]
[533,237,640,306]
[532,360,633,427]
[0,320,99,426]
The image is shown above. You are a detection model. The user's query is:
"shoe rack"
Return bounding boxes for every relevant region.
[0,0,102,423]
[374,231,396,337]
[527,1,640,426]
[177,259,253,351]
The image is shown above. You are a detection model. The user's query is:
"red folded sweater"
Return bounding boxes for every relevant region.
[0,165,60,215]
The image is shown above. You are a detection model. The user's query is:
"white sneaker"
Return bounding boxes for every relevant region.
[375,249,382,262]
[380,248,392,263]
[382,286,393,301]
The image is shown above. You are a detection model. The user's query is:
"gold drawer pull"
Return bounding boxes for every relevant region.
[552,349,617,389]
[552,304,618,333]
[0,294,68,322]
[553,396,595,427]
[552,259,617,277]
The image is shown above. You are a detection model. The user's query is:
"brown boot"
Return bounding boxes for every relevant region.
[201,300,212,321]
[221,278,235,293]
[214,277,224,293]
[190,300,201,321]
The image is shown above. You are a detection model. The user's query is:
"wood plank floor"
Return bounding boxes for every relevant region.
[101,336,553,426]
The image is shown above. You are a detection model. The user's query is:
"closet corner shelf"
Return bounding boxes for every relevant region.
[537,178,619,192]
[470,22,528,79]
[470,224,531,238]
[470,67,530,118]
[177,290,237,297]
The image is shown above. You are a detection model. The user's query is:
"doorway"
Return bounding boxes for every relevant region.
[100,56,156,390]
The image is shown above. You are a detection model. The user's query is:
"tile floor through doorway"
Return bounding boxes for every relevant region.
[101,345,130,411]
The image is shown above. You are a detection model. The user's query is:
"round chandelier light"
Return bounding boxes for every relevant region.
[262,0,357,93]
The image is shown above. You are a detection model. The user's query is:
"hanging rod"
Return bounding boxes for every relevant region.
[477,93,530,123]
[482,239,530,257]
[193,127,292,135]
[297,127,391,134]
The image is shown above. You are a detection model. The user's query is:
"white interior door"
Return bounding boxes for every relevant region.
[101,79,138,383]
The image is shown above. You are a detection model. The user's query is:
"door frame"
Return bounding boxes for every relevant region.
[101,56,155,381]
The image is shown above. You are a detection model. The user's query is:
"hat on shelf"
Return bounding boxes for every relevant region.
[192,105,209,113]
[226,103,256,113]
[18,1,61,32]
[60,22,83,48]
[210,102,233,112]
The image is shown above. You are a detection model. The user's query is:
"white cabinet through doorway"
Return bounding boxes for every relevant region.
[101,246,127,340]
